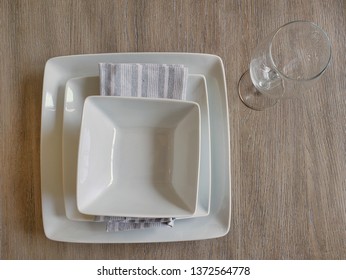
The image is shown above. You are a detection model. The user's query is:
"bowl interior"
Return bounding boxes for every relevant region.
[77,96,200,217]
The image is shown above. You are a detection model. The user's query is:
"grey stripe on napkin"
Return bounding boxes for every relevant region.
[97,63,188,232]
[99,63,188,100]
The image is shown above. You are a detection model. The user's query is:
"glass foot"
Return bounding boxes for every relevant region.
[238,70,278,110]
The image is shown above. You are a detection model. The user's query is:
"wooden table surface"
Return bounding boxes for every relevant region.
[1,0,345,259]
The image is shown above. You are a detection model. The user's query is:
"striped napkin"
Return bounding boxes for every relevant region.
[94,216,176,232]
[98,63,188,232]
[99,63,188,99]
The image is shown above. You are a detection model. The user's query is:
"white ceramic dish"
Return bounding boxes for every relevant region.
[41,53,230,243]
[63,75,211,221]
[77,96,201,217]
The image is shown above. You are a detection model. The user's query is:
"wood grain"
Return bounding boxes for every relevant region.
[0,0,345,259]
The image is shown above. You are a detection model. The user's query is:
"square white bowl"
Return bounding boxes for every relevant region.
[77,96,201,217]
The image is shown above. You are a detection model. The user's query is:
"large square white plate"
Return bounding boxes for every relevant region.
[41,53,230,243]
[63,75,211,221]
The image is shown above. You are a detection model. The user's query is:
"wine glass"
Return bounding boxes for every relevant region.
[238,20,332,110]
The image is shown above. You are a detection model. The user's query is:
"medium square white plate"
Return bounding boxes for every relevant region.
[41,53,230,243]
[63,75,211,221]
